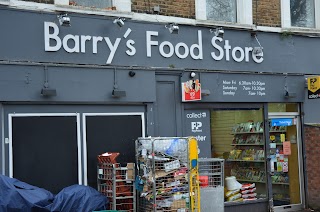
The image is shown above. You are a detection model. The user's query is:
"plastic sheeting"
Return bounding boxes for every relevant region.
[0,175,108,212]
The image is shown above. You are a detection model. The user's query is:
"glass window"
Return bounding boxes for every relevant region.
[290,0,315,28]
[210,108,267,202]
[206,0,237,23]
[268,103,298,113]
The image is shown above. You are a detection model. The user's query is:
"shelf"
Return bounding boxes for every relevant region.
[237,179,289,185]
[231,143,264,146]
[227,159,265,163]
[231,131,286,135]
[231,131,263,135]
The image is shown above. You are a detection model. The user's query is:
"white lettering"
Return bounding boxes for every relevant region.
[126,39,136,56]
[190,30,203,60]
[92,36,103,54]
[159,41,174,58]
[104,37,121,64]
[175,42,189,59]
[146,31,159,57]
[44,22,61,51]
[245,47,253,62]
[211,37,224,60]
[63,35,80,53]
[252,51,264,63]
[80,35,91,53]
[224,40,231,61]
[232,46,245,62]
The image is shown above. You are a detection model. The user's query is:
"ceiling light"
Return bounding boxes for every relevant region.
[166,23,179,34]
[190,72,196,78]
[252,33,264,56]
[57,13,70,27]
[113,17,125,27]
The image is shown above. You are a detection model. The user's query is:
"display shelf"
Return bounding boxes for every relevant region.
[227,159,265,163]
[231,131,263,135]
[231,143,264,146]
[237,179,289,185]
[270,131,286,133]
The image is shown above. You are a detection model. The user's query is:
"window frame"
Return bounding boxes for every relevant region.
[195,0,253,25]
[281,0,320,29]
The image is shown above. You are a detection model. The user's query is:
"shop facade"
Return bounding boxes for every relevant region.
[1,5,320,212]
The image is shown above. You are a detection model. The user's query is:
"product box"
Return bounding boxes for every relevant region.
[126,163,134,181]
[171,199,187,212]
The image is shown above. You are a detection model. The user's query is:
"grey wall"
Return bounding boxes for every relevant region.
[303,89,320,123]
[0,64,155,102]
[0,6,320,75]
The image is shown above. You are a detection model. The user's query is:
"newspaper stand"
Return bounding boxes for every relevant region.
[97,152,136,212]
[135,137,200,212]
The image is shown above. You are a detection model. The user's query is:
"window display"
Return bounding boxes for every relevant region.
[210,107,302,207]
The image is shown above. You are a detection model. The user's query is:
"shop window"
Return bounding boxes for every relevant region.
[196,0,253,25]
[268,103,298,112]
[281,0,320,29]
[210,108,267,202]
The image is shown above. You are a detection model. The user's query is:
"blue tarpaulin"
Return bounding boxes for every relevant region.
[0,175,108,212]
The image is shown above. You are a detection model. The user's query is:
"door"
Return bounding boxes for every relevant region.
[83,113,145,188]
[268,114,304,211]
[9,113,81,194]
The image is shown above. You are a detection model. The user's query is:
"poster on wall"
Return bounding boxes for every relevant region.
[184,110,211,157]
[308,76,320,99]
[182,79,201,102]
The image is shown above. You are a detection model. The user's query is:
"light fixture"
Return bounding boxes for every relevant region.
[112,68,126,98]
[41,66,57,97]
[165,23,179,34]
[252,33,264,56]
[190,72,196,78]
[201,89,211,96]
[210,27,224,38]
[57,13,71,27]
[129,71,136,77]
[112,89,126,97]
[284,90,296,99]
[113,17,125,28]
[41,88,57,97]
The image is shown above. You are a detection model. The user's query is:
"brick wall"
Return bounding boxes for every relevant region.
[252,0,281,27]
[305,125,320,210]
[131,0,195,19]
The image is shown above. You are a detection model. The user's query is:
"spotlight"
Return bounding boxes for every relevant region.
[210,27,224,38]
[253,47,263,56]
[190,72,196,78]
[113,17,125,27]
[41,88,57,97]
[112,89,126,98]
[166,23,179,34]
[129,71,136,77]
[284,90,296,99]
[57,13,70,26]
[252,33,264,56]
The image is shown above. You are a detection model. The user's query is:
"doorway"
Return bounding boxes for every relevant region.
[83,113,145,188]
[8,113,81,194]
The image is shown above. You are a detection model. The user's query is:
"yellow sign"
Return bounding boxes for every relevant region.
[308,76,320,99]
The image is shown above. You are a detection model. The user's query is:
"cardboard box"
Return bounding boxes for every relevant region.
[171,199,186,211]
[126,163,134,181]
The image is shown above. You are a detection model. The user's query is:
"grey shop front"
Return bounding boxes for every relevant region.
[0,5,316,212]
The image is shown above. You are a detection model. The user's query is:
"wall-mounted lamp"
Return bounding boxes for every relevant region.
[284,90,296,99]
[165,23,179,34]
[129,71,136,77]
[41,88,57,97]
[201,89,211,96]
[112,89,126,97]
[57,13,71,27]
[41,66,57,97]
[210,27,224,38]
[252,33,264,56]
[190,72,196,78]
[113,17,125,27]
